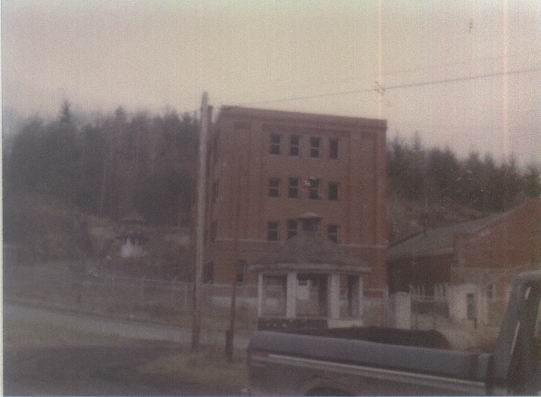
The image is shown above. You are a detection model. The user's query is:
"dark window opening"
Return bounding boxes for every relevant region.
[267,222,279,241]
[310,137,321,158]
[211,221,217,242]
[328,182,339,200]
[308,178,320,199]
[268,178,280,197]
[236,260,247,285]
[327,224,340,243]
[466,293,476,320]
[290,135,300,157]
[287,219,298,239]
[288,177,299,198]
[204,261,214,284]
[329,138,339,159]
[270,133,281,155]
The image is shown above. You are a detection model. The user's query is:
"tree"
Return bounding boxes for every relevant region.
[523,164,541,198]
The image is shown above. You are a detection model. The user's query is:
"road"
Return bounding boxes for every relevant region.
[4,344,185,395]
[3,303,241,395]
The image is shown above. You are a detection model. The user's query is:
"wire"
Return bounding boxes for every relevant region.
[382,50,541,77]
[227,66,541,108]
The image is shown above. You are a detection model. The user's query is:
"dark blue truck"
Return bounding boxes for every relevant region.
[247,270,541,395]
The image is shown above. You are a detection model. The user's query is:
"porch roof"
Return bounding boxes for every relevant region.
[251,235,370,274]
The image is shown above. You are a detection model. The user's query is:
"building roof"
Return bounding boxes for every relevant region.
[216,106,387,130]
[387,213,503,262]
[388,199,541,262]
[252,235,370,273]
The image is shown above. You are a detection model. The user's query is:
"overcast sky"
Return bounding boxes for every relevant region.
[2,0,540,163]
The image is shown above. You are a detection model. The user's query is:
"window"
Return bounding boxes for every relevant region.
[466,293,476,320]
[328,182,339,200]
[310,137,321,158]
[270,133,281,155]
[267,222,279,241]
[327,224,340,243]
[204,261,214,284]
[290,135,300,157]
[487,284,496,300]
[329,138,339,159]
[210,221,217,242]
[287,219,298,239]
[307,178,320,199]
[268,178,280,197]
[212,182,219,203]
[236,260,247,285]
[288,177,299,198]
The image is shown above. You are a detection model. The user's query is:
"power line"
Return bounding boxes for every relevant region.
[382,50,541,77]
[229,66,541,108]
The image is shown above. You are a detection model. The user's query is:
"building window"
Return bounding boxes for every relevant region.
[212,181,219,203]
[329,138,339,159]
[327,224,340,243]
[486,284,496,300]
[204,261,214,284]
[290,135,300,157]
[310,137,321,158]
[270,133,281,155]
[236,260,247,285]
[466,293,476,320]
[328,182,339,201]
[288,177,299,198]
[268,178,280,197]
[267,222,279,241]
[307,177,320,199]
[287,219,298,239]
[210,221,217,242]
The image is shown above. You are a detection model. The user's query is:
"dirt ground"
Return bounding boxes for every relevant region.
[4,303,249,395]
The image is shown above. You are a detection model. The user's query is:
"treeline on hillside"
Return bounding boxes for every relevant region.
[4,101,198,225]
[387,134,541,212]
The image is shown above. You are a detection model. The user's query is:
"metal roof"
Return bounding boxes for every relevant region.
[388,213,503,262]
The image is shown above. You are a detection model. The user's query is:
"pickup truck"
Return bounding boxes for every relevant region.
[247,270,541,395]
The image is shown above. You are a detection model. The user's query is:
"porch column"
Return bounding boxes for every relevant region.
[329,273,341,320]
[286,272,297,318]
[257,272,263,317]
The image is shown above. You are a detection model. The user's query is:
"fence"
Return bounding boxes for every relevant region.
[5,262,259,336]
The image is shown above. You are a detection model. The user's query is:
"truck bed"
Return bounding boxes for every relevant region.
[249,330,491,382]
[278,326,452,349]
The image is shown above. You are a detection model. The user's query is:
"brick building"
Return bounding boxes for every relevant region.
[388,198,541,324]
[201,106,387,298]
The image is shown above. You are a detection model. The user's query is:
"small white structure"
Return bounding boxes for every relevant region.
[120,236,146,258]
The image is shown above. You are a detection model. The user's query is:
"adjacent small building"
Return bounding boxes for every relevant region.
[200,106,388,305]
[388,198,541,325]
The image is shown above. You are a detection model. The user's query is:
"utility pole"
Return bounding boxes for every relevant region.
[226,155,243,361]
[192,92,210,352]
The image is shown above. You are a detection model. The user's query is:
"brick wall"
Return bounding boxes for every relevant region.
[202,107,387,293]
[457,198,541,269]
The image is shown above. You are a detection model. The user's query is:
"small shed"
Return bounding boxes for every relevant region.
[252,213,370,329]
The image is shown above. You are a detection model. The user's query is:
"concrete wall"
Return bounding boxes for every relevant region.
[448,283,482,324]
